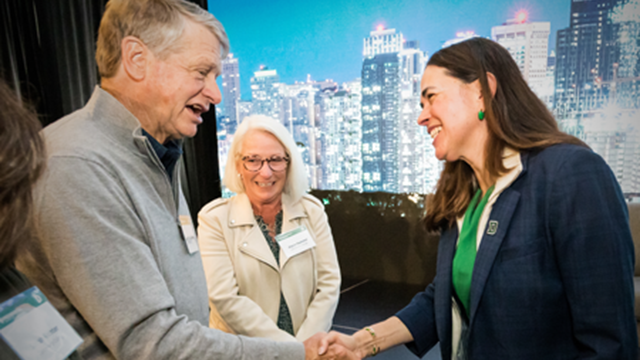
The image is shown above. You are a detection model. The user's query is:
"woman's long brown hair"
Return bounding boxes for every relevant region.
[0,79,46,269]
[423,38,585,232]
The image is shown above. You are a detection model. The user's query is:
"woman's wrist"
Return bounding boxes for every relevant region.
[352,327,378,358]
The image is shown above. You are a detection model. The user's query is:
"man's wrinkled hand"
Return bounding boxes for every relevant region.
[304,332,325,360]
[304,331,361,360]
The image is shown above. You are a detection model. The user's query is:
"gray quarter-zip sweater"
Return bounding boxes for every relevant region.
[16,87,305,360]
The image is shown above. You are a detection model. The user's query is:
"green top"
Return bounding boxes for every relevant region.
[452,185,495,318]
[255,211,295,336]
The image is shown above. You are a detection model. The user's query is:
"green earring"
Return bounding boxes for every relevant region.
[478,110,485,120]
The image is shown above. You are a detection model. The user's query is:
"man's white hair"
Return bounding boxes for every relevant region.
[96,0,229,78]
[223,115,309,202]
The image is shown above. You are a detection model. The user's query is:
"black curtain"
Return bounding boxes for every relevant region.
[181,0,223,223]
[0,0,222,223]
[0,0,105,125]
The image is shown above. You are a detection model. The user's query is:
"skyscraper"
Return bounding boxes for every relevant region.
[216,114,237,197]
[280,82,318,187]
[363,27,404,57]
[250,67,281,121]
[361,52,400,192]
[398,42,431,193]
[609,0,640,110]
[582,108,639,195]
[237,100,252,124]
[360,27,437,193]
[341,80,364,192]
[539,51,557,110]
[360,28,405,192]
[316,88,345,190]
[554,0,626,122]
[554,0,639,195]
[492,12,550,99]
[315,81,364,191]
[310,79,339,188]
[221,53,241,125]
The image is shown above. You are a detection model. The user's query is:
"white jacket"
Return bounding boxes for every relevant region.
[197,192,341,342]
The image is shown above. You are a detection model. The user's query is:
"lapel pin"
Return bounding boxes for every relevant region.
[487,220,499,235]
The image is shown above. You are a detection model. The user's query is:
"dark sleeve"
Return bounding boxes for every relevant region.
[0,267,31,303]
[395,280,439,357]
[547,147,637,359]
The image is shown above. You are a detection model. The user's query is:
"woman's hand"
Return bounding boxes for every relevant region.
[318,331,360,357]
[317,317,414,359]
[305,332,361,360]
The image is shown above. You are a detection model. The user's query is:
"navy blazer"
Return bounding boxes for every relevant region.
[396,144,637,359]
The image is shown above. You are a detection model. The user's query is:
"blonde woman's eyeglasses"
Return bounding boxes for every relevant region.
[241,156,289,172]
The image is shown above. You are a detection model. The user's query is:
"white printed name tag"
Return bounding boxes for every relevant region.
[0,286,83,360]
[275,226,316,258]
[179,215,199,254]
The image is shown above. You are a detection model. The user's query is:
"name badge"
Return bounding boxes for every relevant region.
[179,215,199,254]
[486,220,499,235]
[0,287,83,360]
[275,226,316,258]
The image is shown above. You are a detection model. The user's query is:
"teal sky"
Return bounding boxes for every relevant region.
[208,0,571,100]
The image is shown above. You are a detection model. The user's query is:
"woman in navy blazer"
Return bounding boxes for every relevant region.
[318,38,637,359]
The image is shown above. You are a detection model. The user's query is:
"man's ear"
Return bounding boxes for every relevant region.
[120,36,148,81]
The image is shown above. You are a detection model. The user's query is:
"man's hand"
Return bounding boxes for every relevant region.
[304,332,360,360]
[304,332,325,360]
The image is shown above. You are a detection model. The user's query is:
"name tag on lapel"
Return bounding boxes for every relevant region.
[179,215,199,254]
[0,287,83,360]
[486,220,499,235]
[275,226,316,258]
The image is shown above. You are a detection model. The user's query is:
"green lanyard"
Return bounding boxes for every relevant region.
[452,185,495,318]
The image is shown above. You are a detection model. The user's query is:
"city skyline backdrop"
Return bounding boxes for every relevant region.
[207,0,639,198]
[208,0,570,100]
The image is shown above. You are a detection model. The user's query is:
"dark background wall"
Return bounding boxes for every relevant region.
[312,190,438,286]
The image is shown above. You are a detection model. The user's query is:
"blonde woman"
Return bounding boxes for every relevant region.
[198,115,341,342]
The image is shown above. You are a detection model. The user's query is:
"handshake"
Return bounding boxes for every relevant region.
[303,331,363,360]
[301,317,412,360]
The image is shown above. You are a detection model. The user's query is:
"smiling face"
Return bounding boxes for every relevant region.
[417,65,489,164]
[238,130,289,207]
[145,20,222,143]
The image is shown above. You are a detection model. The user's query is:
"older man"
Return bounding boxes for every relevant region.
[15,1,342,359]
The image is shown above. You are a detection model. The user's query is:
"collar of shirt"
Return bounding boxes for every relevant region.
[141,129,183,181]
[455,146,523,241]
